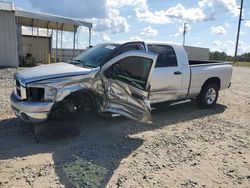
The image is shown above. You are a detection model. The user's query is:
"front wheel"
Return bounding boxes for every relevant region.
[197,83,219,108]
[48,98,79,120]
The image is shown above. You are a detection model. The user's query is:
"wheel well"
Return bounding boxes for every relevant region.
[52,89,98,113]
[65,90,98,110]
[202,77,221,90]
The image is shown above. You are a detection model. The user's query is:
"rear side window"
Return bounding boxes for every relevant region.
[148,45,177,67]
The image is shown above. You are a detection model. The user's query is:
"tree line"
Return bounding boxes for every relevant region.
[209,51,250,62]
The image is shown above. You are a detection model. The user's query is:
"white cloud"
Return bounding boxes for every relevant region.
[29,0,130,35]
[165,3,205,22]
[136,9,171,24]
[100,33,111,41]
[211,25,226,34]
[227,40,234,45]
[59,33,74,49]
[130,35,143,41]
[238,41,250,53]
[225,22,231,28]
[107,0,147,10]
[213,40,222,46]
[211,40,238,56]
[135,1,239,25]
[91,9,129,34]
[245,21,250,27]
[199,0,239,16]
[140,26,158,36]
[29,0,108,18]
[196,41,202,45]
[136,3,205,24]
[240,31,246,36]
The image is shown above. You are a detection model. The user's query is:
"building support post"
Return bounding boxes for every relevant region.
[36,19,39,38]
[61,24,64,61]
[73,25,77,56]
[47,21,50,36]
[77,31,78,49]
[31,18,34,37]
[56,22,58,62]
[89,27,92,47]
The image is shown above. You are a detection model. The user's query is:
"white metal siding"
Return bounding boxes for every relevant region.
[184,46,209,60]
[0,10,18,67]
[22,36,51,64]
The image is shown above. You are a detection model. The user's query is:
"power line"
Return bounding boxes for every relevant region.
[234,0,244,63]
[183,22,187,45]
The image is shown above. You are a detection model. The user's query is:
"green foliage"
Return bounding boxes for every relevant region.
[209,51,250,62]
[233,62,250,67]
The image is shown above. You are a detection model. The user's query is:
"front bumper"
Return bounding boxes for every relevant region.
[10,92,54,122]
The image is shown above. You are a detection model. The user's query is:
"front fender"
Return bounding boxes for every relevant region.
[26,69,100,103]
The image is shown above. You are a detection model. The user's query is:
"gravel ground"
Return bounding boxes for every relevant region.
[0,67,249,188]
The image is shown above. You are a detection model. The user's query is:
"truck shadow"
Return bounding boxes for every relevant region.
[0,101,226,187]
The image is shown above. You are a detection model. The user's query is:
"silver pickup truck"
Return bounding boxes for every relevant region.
[11,42,232,123]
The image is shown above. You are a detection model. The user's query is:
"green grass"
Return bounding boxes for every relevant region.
[233,61,250,67]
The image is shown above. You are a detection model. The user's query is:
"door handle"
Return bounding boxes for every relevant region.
[174,71,182,75]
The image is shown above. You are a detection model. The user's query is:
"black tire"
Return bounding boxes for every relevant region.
[49,93,94,121]
[197,83,219,108]
[48,98,79,120]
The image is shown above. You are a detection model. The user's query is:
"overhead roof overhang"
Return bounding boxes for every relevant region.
[15,10,92,32]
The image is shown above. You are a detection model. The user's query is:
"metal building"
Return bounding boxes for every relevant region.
[0,1,92,67]
[0,2,18,67]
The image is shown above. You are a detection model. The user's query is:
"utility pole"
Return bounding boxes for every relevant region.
[234,0,244,64]
[183,22,187,46]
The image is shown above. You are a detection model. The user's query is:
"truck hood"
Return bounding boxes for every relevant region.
[16,62,92,85]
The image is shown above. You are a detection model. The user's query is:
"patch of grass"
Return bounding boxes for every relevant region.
[63,155,108,188]
[233,61,250,67]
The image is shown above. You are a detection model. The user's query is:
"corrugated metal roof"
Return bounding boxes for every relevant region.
[15,10,92,32]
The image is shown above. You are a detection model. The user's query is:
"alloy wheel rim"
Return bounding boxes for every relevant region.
[206,88,216,104]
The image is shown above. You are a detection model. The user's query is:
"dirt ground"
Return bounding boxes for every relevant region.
[0,67,249,188]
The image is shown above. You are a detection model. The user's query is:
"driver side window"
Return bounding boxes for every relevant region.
[106,56,153,90]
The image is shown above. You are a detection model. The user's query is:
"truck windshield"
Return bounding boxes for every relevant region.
[72,44,119,68]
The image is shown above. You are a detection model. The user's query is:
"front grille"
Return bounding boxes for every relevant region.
[16,80,20,87]
[15,79,24,99]
[16,88,21,97]
[26,87,44,101]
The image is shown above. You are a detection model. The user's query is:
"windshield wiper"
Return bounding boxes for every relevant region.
[73,59,86,64]
[69,59,96,68]
[69,59,90,68]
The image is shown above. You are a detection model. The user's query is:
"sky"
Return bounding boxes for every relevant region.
[10,0,250,55]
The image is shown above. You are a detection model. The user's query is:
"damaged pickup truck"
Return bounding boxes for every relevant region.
[11,42,232,123]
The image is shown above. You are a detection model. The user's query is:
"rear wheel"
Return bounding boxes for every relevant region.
[197,83,219,108]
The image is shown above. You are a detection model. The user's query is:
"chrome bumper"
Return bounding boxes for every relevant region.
[10,92,54,122]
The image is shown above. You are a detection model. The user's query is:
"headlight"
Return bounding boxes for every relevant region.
[47,87,57,96]
[45,87,57,101]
